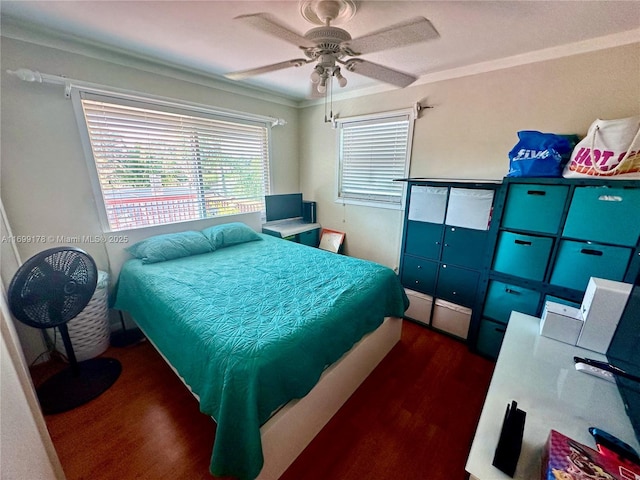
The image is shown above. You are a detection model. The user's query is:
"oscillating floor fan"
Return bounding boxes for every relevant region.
[8,246,121,414]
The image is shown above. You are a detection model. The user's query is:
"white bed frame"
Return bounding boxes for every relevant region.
[140,316,402,480]
[258,316,402,479]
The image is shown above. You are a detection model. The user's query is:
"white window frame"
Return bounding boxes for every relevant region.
[335,108,415,210]
[71,87,275,232]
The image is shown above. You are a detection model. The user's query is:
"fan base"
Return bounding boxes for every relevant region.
[37,357,122,415]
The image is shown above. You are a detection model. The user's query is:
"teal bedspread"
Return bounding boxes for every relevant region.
[114,234,408,479]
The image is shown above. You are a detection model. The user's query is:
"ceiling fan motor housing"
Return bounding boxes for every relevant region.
[228,3,438,91]
[304,26,351,58]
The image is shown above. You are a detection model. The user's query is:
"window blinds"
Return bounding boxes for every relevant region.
[79,94,270,231]
[338,112,412,206]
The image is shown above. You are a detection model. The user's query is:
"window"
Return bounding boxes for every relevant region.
[75,92,271,231]
[336,109,415,208]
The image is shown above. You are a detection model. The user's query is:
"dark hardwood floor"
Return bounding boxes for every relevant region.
[33,320,494,480]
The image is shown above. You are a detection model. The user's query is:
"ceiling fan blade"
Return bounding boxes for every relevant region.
[235,13,315,48]
[225,59,311,80]
[346,17,439,55]
[344,59,417,88]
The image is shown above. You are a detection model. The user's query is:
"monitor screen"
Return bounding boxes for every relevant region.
[607,271,640,443]
[265,193,303,222]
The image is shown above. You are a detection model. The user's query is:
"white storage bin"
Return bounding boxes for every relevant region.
[408,186,448,223]
[54,270,110,361]
[432,299,472,339]
[404,288,433,325]
[445,188,494,231]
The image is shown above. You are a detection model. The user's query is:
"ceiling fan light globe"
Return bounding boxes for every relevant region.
[334,68,347,87]
[310,69,322,83]
[317,83,327,94]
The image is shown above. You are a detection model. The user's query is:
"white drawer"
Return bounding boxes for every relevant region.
[404,288,433,325]
[431,299,472,339]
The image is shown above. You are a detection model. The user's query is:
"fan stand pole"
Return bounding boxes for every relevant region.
[58,322,80,376]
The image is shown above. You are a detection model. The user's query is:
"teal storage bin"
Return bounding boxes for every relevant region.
[502,184,569,234]
[550,240,632,291]
[298,229,319,247]
[404,220,443,260]
[435,264,479,307]
[476,318,507,360]
[483,281,541,324]
[563,186,640,246]
[441,226,489,270]
[492,232,553,281]
[401,256,438,296]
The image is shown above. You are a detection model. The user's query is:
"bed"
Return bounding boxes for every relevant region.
[113,223,409,480]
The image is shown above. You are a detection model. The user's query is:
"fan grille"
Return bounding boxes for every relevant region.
[9,247,97,329]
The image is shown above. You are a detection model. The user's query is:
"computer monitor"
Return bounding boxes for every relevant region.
[265,193,303,222]
[607,270,640,443]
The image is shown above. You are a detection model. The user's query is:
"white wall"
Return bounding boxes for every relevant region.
[0,36,301,362]
[299,43,640,269]
[1,197,49,365]
[1,286,66,480]
[1,27,638,479]
[3,35,640,361]
[1,37,300,266]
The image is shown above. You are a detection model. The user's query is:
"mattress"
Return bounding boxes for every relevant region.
[114,234,408,479]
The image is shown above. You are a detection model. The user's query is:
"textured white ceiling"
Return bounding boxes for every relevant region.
[2,1,639,100]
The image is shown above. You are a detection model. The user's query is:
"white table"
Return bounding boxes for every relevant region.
[262,218,321,238]
[466,312,640,479]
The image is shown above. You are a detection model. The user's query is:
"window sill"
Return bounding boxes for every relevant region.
[334,198,403,210]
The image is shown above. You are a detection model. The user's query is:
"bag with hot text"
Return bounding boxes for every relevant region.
[563,116,640,179]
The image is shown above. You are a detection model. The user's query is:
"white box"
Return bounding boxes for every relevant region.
[404,289,433,325]
[431,299,472,339]
[539,301,583,345]
[577,277,632,353]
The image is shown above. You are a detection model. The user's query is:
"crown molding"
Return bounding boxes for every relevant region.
[413,28,640,87]
[3,15,638,110]
[0,16,302,108]
[299,28,640,108]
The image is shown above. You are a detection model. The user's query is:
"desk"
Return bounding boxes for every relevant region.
[262,218,321,247]
[466,312,640,479]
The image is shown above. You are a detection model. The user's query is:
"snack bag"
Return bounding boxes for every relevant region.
[542,430,640,480]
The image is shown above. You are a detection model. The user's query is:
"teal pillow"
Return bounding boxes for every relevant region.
[201,222,262,249]
[127,231,213,264]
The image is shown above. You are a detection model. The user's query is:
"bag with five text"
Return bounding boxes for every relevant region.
[507,131,575,178]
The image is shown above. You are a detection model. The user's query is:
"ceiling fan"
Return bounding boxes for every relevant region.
[225,0,439,95]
